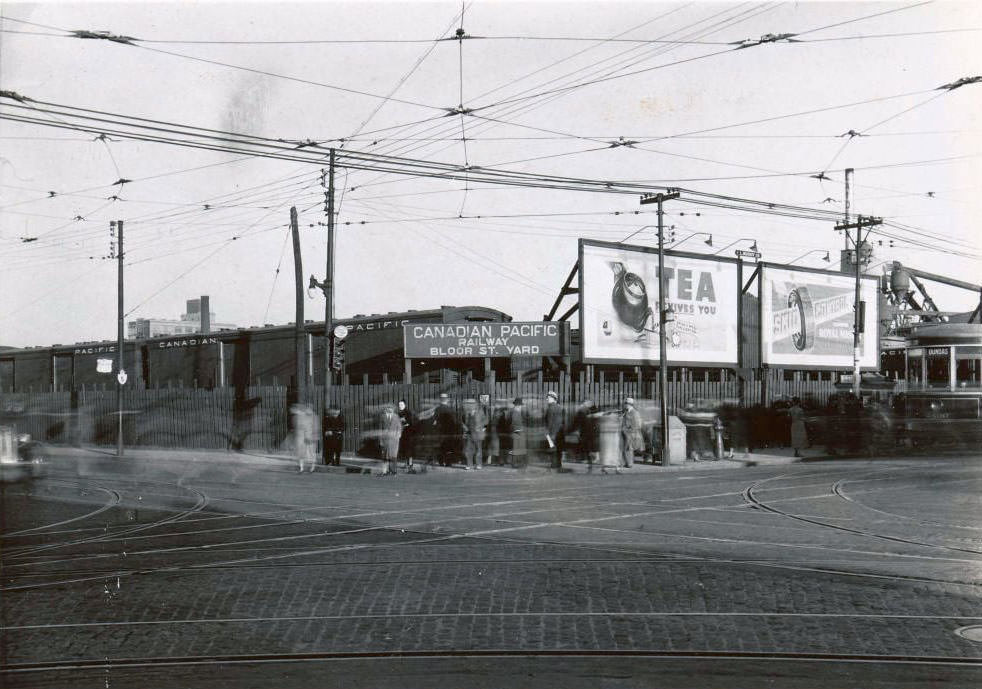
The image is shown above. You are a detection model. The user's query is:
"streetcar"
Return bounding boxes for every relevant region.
[900,323,982,448]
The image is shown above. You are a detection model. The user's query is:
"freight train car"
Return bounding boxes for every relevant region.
[0,305,512,392]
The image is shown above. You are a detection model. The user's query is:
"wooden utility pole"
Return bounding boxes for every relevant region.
[834,214,883,398]
[324,149,336,393]
[114,219,125,457]
[290,206,304,401]
[640,189,680,466]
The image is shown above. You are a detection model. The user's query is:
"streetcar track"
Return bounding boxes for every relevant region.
[3,649,980,675]
[1,480,122,537]
[5,610,982,632]
[742,474,982,556]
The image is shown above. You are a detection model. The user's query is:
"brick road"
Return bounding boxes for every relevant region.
[2,453,981,688]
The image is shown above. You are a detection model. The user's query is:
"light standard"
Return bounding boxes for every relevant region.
[639,189,681,466]
[671,232,713,250]
[788,249,830,265]
[713,238,758,256]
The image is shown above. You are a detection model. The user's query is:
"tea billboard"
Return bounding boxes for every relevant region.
[579,239,739,366]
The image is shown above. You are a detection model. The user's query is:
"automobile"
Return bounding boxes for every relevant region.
[0,425,47,483]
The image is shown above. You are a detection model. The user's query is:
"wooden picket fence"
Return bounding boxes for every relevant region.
[0,374,852,453]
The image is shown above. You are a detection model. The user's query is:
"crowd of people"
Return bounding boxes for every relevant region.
[355,392,656,475]
[290,390,916,475]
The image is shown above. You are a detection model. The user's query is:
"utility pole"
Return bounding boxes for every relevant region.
[290,206,304,402]
[640,189,680,466]
[309,152,338,464]
[834,214,882,398]
[324,149,336,395]
[114,219,125,457]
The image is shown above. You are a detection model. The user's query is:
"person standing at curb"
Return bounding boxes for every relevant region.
[789,397,808,458]
[323,406,344,466]
[291,403,315,473]
[509,397,527,469]
[620,397,643,469]
[544,391,564,470]
[378,404,401,476]
[434,393,458,467]
[397,399,417,474]
[463,398,487,470]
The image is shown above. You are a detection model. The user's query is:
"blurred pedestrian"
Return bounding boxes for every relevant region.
[379,404,401,475]
[396,399,417,473]
[789,397,808,458]
[544,391,564,470]
[509,397,527,469]
[620,397,643,469]
[487,400,509,465]
[463,398,487,470]
[323,406,344,466]
[291,403,316,473]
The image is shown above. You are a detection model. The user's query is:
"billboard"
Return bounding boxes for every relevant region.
[579,239,739,366]
[760,264,879,369]
[404,322,568,359]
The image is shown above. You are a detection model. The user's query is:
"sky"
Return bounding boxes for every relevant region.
[1,0,980,348]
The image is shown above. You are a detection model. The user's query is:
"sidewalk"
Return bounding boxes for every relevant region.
[42,443,810,475]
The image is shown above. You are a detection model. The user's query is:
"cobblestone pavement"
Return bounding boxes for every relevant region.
[1,453,981,688]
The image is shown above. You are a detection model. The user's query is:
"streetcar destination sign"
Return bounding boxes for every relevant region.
[403,322,568,358]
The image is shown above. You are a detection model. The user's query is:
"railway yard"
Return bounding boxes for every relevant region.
[1,452,981,687]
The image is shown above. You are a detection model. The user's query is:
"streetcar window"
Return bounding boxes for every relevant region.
[926,348,951,388]
[955,346,982,388]
[906,352,923,386]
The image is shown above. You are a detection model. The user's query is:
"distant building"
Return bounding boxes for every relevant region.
[127,296,236,339]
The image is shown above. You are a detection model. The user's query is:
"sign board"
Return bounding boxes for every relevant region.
[403,322,568,359]
[579,239,739,366]
[735,249,762,259]
[117,370,128,385]
[760,264,879,370]
[96,358,113,373]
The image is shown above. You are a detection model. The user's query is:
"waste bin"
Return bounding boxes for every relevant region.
[597,413,621,468]
[666,416,687,464]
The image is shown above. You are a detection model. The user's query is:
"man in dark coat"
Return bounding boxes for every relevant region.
[544,391,564,469]
[323,407,344,466]
[434,393,459,466]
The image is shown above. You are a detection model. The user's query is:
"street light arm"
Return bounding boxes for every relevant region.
[672,232,712,249]
[712,238,757,255]
[619,225,657,244]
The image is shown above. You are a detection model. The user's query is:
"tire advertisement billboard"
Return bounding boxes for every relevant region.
[760,265,879,370]
[579,239,739,366]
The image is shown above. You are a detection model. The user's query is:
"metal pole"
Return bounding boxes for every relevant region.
[844,167,853,253]
[290,206,304,402]
[657,198,670,466]
[116,220,124,457]
[853,216,863,399]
